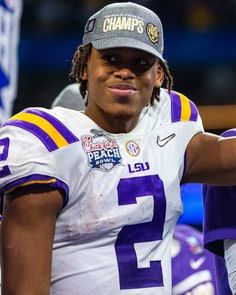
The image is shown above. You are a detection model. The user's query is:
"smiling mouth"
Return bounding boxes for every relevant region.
[108,84,137,97]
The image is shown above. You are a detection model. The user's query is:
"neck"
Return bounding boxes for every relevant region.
[84,107,140,133]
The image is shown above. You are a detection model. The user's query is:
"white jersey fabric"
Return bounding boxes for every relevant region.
[0,0,22,124]
[0,88,203,294]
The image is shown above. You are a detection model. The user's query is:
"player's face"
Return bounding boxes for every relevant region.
[82,47,164,133]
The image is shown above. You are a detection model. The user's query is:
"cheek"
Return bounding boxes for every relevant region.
[142,71,157,92]
[143,65,158,82]
[88,67,108,86]
[139,70,158,103]
[87,68,108,100]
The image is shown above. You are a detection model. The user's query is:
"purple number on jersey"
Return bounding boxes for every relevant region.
[0,137,11,177]
[115,175,166,289]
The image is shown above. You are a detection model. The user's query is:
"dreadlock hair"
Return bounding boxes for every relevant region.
[69,44,174,105]
[70,44,92,103]
[154,59,174,104]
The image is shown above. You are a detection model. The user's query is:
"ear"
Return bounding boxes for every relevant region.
[155,64,164,88]
[80,66,88,80]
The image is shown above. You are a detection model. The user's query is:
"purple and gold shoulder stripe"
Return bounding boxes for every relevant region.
[170,91,198,123]
[3,108,79,152]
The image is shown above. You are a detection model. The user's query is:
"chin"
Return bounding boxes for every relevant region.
[111,106,138,120]
[113,112,133,120]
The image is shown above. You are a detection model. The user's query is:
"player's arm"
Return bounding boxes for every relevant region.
[1,188,63,295]
[183,132,236,184]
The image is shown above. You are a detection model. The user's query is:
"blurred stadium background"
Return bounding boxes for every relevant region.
[15,0,236,227]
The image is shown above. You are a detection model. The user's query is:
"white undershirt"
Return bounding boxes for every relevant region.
[224,239,236,295]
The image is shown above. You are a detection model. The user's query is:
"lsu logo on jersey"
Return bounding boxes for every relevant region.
[82,129,122,171]
[103,16,144,33]
[128,162,150,174]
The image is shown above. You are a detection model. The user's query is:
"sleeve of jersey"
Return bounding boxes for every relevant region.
[169,90,203,127]
[168,90,204,180]
[0,108,79,208]
[203,128,236,256]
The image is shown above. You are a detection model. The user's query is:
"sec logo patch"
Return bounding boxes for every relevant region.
[126,141,140,157]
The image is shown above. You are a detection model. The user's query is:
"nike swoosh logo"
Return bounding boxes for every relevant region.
[190,257,206,269]
[156,133,176,147]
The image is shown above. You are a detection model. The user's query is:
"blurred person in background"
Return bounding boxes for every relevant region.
[0,0,22,124]
[51,83,85,110]
[0,0,22,288]
[172,224,216,295]
[213,255,232,295]
[204,128,236,295]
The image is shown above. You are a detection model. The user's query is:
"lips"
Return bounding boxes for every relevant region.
[108,83,137,97]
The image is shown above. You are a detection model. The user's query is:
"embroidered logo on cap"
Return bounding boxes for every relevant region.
[146,23,159,43]
[102,16,144,33]
[84,19,96,34]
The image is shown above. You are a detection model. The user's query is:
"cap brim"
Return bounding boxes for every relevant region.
[91,37,164,62]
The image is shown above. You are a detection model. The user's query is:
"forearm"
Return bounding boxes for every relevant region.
[1,190,62,294]
[1,213,53,294]
[184,132,236,185]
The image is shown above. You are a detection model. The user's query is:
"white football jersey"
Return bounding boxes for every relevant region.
[0,88,203,294]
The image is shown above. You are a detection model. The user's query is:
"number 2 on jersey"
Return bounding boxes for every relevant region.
[0,138,11,178]
[115,175,166,289]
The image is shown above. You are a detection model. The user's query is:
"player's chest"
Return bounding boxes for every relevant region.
[76,127,181,175]
[63,132,182,224]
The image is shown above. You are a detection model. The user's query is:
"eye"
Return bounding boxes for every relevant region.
[132,56,155,74]
[132,54,156,74]
[135,58,148,66]
[102,54,117,63]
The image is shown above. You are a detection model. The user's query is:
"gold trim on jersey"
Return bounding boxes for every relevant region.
[5,178,57,194]
[11,112,68,148]
[178,92,192,121]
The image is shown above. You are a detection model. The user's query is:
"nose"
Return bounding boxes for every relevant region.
[114,66,135,80]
